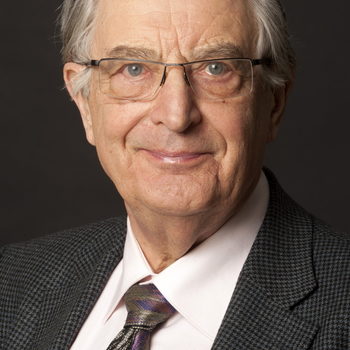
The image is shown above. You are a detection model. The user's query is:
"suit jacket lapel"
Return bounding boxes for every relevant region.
[25,218,127,350]
[212,170,320,350]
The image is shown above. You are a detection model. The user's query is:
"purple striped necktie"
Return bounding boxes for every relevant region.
[106,283,176,350]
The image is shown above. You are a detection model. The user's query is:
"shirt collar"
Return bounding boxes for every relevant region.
[107,172,269,339]
[107,220,153,317]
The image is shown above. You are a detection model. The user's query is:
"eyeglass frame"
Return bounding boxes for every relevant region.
[80,56,272,100]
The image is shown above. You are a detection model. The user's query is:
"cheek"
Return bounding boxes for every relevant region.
[220,92,272,146]
[201,97,264,180]
[88,100,151,180]
[90,100,149,146]
[204,98,254,153]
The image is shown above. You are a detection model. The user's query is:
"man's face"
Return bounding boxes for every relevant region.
[67,0,284,221]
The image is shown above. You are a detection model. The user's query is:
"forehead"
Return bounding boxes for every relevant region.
[92,0,256,60]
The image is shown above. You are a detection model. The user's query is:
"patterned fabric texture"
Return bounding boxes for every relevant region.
[0,169,350,350]
[106,283,176,350]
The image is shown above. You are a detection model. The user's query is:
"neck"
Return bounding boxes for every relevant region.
[126,209,230,273]
[125,190,252,273]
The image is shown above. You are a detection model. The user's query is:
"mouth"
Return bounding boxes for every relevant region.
[139,149,211,165]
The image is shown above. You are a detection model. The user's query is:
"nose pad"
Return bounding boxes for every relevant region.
[160,66,167,86]
[159,65,191,87]
[183,69,191,86]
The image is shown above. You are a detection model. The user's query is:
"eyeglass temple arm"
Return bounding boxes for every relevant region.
[87,60,100,66]
[252,58,272,66]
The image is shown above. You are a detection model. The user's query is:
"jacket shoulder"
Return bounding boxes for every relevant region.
[312,216,350,280]
[0,216,126,291]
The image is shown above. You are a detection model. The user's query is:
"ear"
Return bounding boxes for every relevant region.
[63,62,96,145]
[267,81,292,142]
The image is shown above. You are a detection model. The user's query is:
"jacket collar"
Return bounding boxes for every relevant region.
[244,168,317,308]
[212,168,319,349]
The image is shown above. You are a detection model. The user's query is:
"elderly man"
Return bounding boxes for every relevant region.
[1,0,349,349]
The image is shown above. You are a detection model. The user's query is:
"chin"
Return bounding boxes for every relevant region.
[118,170,225,217]
[137,189,217,217]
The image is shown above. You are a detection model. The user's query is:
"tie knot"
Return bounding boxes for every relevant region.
[124,283,176,330]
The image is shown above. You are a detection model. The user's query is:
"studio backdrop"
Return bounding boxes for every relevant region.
[0,0,349,245]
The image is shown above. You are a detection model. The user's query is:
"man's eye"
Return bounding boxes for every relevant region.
[125,63,144,77]
[205,62,226,76]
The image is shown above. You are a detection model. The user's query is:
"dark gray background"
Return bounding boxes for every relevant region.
[1,1,349,246]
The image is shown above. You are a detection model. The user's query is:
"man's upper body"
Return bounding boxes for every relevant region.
[1,0,349,348]
[1,170,350,349]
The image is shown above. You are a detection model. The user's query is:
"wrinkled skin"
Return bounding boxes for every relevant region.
[64,0,287,272]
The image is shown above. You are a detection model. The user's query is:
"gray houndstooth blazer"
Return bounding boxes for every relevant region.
[1,169,350,349]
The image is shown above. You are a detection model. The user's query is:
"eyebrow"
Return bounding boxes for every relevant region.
[192,43,245,60]
[105,42,245,62]
[106,45,160,60]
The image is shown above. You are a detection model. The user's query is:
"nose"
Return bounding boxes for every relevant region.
[150,67,201,133]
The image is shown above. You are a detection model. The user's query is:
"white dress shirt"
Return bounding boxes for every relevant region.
[71,173,269,350]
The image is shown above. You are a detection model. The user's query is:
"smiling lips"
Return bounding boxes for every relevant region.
[141,149,210,164]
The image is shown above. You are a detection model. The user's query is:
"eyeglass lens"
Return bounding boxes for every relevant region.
[97,59,253,101]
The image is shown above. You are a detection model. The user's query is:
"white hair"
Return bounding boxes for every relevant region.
[248,0,296,87]
[59,0,97,96]
[59,0,296,97]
